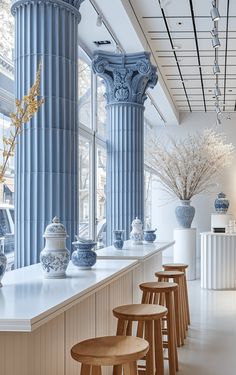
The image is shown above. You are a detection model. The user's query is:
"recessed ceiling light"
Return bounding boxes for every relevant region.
[228,89,233,92]
[177,21,182,25]
[208,90,212,92]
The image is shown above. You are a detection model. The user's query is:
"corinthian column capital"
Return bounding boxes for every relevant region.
[92,51,158,106]
[11,0,85,20]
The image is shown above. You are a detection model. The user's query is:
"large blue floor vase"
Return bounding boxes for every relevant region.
[175,200,195,228]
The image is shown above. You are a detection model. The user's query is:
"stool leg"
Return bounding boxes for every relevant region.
[92,366,102,375]
[174,288,181,347]
[154,319,164,375]
[165,293,177,375]
[123,361,138,375]
[81,364,92,375]
[116,319,126,335]
[145,320,155,375]
[184,274,190,325]
[126,321,133,336]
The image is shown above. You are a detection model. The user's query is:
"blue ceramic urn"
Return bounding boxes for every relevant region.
[175,200,195,228]
[143,229,157,243]
[214,192,229,213]
[113,230,124,249]
[71,239,97,269]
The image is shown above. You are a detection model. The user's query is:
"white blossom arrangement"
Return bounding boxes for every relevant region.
[145,129,234,201]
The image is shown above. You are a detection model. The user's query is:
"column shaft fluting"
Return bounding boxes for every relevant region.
[92,51,158,245]
[12,0,84,267]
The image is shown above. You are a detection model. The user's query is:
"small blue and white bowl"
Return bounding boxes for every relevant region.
[71,240,97,269]
[143,229,157,244]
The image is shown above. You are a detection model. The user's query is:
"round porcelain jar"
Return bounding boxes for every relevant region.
[40,217,70,278]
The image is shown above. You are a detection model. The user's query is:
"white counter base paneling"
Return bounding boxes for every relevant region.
[201,232,236,290]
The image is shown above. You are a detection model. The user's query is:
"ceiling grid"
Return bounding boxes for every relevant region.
[129,0,235,113]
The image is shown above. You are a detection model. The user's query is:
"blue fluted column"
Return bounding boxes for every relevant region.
[92,52,157,245]
[11,0,84,267]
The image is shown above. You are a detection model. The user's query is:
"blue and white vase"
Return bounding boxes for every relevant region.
[214,192,229,213]
[40,217,70,278]
[113,230,124,249]
[175,200,195,228]
[143,229,157,244]
[71,240,97,269]
[130,217,143,245]
[0,238,7,287]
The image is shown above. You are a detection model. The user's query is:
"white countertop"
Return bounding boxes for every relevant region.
[96,240,174,260]
[0,259,137,332]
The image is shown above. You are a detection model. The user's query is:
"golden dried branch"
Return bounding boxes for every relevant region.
[0,63,44,183]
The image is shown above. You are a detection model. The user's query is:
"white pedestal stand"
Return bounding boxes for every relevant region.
[173,228,196,280]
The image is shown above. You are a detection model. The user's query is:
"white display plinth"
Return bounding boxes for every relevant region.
[201,232,236,289]
[174,228,196,280]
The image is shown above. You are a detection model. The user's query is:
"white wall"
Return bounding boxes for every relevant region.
[150,112,236,277]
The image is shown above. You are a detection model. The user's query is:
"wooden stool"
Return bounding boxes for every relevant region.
[163,263,190,325]
[139,282,179,375]
[155,270,187,342]
[113,304,167,375]
[71,335,149,375]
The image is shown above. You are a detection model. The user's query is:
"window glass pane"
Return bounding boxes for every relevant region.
[144,170,152,228]
[78,137,91,238]
[96,77,107,138]
[0,0,14,61]
[78,57,92,128]
[96,146,106,248]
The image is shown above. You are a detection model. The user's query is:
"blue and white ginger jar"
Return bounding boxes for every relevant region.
[71,239,97,269]
[130,217,143,245]
[214,192,229,213]
[40,217,70,278]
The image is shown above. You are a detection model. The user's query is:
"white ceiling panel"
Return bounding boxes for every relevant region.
[127,0,236,113]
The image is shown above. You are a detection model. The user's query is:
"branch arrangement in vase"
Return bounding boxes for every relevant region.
[145,129,234,200]
[0,64,44,183]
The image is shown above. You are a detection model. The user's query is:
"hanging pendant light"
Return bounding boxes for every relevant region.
[210,1,220,21]
[213,60,220,74]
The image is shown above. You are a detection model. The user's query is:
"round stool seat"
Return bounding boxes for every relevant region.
[113,303,167,321]
[140,282,178,293]
[163,263,188,270]
[155,270,184,278]
[71,336,149,366]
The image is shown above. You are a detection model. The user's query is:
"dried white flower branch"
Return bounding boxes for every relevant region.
[145,129,234,200]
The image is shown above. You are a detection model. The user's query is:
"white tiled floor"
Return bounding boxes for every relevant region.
[175,280,236,374]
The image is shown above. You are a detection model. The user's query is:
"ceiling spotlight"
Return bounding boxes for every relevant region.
[226,113,231,120]
[115,44,122,54]
[214,85,221,97]
[210,1,220,21]
[96,14,103,27]
[211,28,220,48]
[213,60,220,74]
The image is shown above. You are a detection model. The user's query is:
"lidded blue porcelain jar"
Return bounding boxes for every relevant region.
[72,238,97,269]
[214,192,229,213]
[40,217,70,278]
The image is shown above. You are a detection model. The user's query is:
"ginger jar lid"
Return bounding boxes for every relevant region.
[132,217,143,227]
[43,217,68,238]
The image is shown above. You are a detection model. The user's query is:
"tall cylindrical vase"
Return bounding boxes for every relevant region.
[175,200,195,228]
